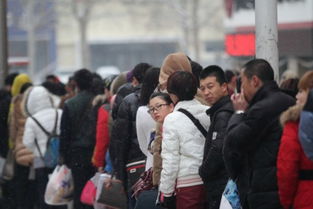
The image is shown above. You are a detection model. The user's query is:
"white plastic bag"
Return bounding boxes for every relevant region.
[44,165,74,205]
[94,173,112,209]
[220,195,232,209]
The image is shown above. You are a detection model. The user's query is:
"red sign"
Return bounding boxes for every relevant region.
[225,33,255,56]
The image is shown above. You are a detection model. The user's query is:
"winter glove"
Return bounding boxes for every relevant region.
[162,196,176,209]
[156,191,176,209]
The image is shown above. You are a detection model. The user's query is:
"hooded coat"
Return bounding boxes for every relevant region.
[277,104,313,209]
[159,52,192,90]
[23,86,62,166]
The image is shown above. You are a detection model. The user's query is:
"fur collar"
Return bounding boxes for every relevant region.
[280,104,303,126]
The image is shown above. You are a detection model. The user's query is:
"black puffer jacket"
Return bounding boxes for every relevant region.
[112,83,135,120]
[110,85,145,184]
[199,96,233,207]
[224,81,295,209]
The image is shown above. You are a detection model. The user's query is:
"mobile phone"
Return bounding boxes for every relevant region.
[236,77,241,93]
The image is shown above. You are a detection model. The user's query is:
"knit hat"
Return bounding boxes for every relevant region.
[159,52,192,90]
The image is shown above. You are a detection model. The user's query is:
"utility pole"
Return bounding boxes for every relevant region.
[0,0,8,88]
[255,0,279,81]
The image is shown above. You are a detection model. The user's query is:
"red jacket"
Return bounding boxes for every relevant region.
[92,105,110,168]
[277,121,313,209]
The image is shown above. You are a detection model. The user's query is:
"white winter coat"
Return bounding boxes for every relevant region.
[159,99,210,195]
[23,86,62,161]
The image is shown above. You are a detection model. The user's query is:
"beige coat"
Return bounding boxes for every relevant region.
[10,95,34,166]
[152,122,163,186]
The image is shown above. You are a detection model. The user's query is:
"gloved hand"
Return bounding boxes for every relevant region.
[162,195,176,209]
[156,192,176,209]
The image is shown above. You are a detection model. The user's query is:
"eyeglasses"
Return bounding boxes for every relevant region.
[147,104,169,114]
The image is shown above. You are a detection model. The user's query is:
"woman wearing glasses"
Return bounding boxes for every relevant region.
[134,92,174,209]
[159,71,210,209]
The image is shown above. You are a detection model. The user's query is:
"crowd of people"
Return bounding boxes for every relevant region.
[1,52,313,209]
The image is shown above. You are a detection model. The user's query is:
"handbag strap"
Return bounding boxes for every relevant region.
[178,108,208,138]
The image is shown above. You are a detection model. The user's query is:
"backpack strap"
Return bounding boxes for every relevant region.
[51,109,58,136]
[178,108,208,138]
[30,115,51,137]
[32,109,59,162]
[34,137,45,161]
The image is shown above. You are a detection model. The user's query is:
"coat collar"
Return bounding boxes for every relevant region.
[174,98,201,111]
[280,104,302,125]
[249,80,279,107]
[206,96,231,117]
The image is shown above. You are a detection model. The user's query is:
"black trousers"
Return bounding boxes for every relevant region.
[70,163,94,209]
[14,164,36,209]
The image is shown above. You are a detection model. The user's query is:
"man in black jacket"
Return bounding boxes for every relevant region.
[224,59,295,209]
[60,69,95,209]
[198,65,234,209]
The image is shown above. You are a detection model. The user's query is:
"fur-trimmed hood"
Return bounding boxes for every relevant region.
[280,104,303,126]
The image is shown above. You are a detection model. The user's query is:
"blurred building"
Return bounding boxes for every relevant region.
[224,0,313,76]
[56,1,225,72]
[7,0,56,78]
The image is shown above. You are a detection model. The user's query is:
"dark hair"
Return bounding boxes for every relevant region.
[42,81,66,96]
[242,59,274,82]
[167,71,197,101]
[190,60,202,87]
[132,63,152,83]
[5,73,19,86]
[200,65,226,85]
[20,82,32,94]
[149,92,173,104]
[280,78,299,98]
[140,67,160,105]
[225,70,235,83]
[73,69,93,91]
[104,75,118,90]
[46,74,59,83]
[91,73,104,95]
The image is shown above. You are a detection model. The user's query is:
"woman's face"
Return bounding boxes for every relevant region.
[296,89,309,105]
[148,96,174,123]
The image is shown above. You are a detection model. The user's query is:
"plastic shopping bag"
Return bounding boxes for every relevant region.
[44,165,74,205]
[80,172,101,205]
[219,179,242,209]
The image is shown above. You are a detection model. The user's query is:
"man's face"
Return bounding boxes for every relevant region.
[240,72,257,103]
[200,76,227,105]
